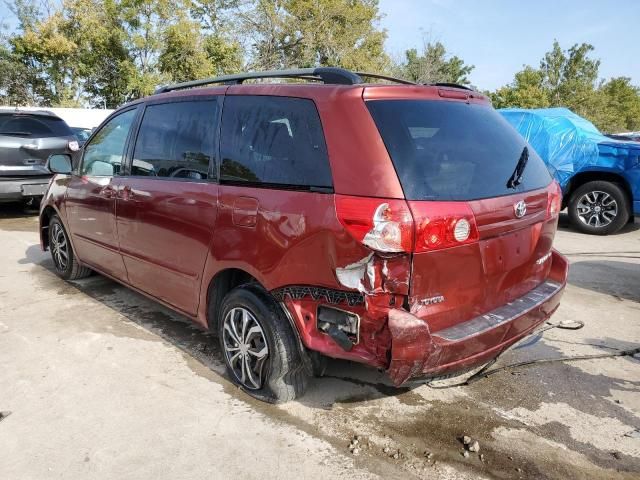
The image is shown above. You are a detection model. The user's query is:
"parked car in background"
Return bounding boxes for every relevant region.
[40,68,568,403]
[500,107,640,235]
[70,127,93,145]
[606,131,640,142]
[32,108,114,146]
[0,108,78,205]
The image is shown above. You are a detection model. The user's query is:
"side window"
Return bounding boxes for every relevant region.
[132,100,217,180]
[82,109,137,176]
[220,96,332,189]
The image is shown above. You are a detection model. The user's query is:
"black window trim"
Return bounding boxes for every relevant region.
[125,95,223,184]
[217,94,334,194]
[77,105,140,177]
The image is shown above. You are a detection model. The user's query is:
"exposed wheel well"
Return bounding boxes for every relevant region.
[564,171,633,212]
[206,268,259,332]
[40,206,57,250]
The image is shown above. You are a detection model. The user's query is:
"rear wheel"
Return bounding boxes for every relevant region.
[568,181,629,235]
[49,215,92,280]
[218,285,308,403]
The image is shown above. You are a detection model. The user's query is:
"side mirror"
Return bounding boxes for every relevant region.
[47,154,73,174]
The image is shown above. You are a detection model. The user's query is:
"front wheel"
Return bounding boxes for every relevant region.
[48,215,92,280]
[218,285,308,403]
[568,181,630,235]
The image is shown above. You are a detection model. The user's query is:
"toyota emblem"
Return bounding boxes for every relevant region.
[514,200,527,218]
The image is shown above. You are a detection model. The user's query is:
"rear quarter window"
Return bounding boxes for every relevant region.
[0,113,74,138]
[219,96,332,189]
[366,100,552,201]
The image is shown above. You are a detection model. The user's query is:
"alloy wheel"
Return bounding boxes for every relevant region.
[51,223,69,271]
[222,307,269,390]
[576,190,618,228]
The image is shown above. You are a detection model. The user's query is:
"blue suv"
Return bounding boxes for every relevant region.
[500,107,640,235]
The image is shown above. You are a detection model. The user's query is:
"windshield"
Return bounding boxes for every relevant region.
[366,100,552,201]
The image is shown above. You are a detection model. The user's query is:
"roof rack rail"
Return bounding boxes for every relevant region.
[429,82,473,91]
[154,67,363,94]
[355,72,416,85]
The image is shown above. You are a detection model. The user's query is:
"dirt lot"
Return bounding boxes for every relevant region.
[1,204,639,480]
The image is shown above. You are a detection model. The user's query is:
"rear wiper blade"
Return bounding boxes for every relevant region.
[507,146,529,189]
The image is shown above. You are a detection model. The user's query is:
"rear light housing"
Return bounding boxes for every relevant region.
[409,201,479,252]
[547,181,562,219]
[335,195,413,253]
[336,195,480,254]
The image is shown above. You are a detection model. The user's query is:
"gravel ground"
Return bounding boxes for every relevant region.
[0,204,638,479]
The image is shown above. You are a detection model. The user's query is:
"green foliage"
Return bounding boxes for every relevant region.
[398,41,474,85]
[241,0,389,72]
[491,40,640,133]
[1,0,243,106]
[159,18,215,83]
[490,66,550,109]
[2,1,638,134]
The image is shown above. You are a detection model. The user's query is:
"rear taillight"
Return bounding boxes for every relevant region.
[409,201,479,252]
[547,181,562,219]
[336,195,481,254]
[335,195,413,253]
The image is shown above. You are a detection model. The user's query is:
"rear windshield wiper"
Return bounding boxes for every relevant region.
[507,146,529,189]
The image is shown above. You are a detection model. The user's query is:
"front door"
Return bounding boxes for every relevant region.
[65,108,138,279]
[115,98,220,316]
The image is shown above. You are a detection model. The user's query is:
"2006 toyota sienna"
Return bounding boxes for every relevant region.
[39,67,568,403]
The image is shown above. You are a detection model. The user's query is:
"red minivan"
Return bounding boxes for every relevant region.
[40,68,568,402]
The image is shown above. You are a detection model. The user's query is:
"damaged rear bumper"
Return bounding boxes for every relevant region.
[387,250,569,385]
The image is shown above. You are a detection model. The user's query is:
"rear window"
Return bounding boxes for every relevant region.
[0,113,74,138]
[366,100,552,201]
[220,96,332,190]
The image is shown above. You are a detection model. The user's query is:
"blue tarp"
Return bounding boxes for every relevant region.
[499,107,640,189]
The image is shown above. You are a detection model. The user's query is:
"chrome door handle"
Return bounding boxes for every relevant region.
[119,185,134,201]
[100,185,116,198]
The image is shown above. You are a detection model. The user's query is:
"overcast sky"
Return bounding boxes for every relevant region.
[1,0,638,92]
[379,0,640,90]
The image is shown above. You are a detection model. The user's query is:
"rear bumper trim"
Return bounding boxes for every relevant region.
[433,280,563,342]
[0,176,51,200]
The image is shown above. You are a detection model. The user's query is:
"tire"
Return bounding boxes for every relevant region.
[568,181,630,235]
[48,215,92,280]
[218,285,308,403]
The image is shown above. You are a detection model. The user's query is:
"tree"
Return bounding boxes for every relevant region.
[490,40,640,132]
[399,40,474,85]
[596,77,640,133]
[64,0,135,108]
[10,10,81,106]
[190,0,244,75]
[159,17,216,82]
[241,0,389,72]
[490,66,549,109]
[0,41,47,105]
[119,0,179,97]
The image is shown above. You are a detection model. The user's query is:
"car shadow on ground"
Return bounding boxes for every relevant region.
[20,244,640,477]
[22,244,408,407]
[0,201,39,218]
[568,260,640,303]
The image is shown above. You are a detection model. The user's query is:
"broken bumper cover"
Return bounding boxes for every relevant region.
[387,250,569,385]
